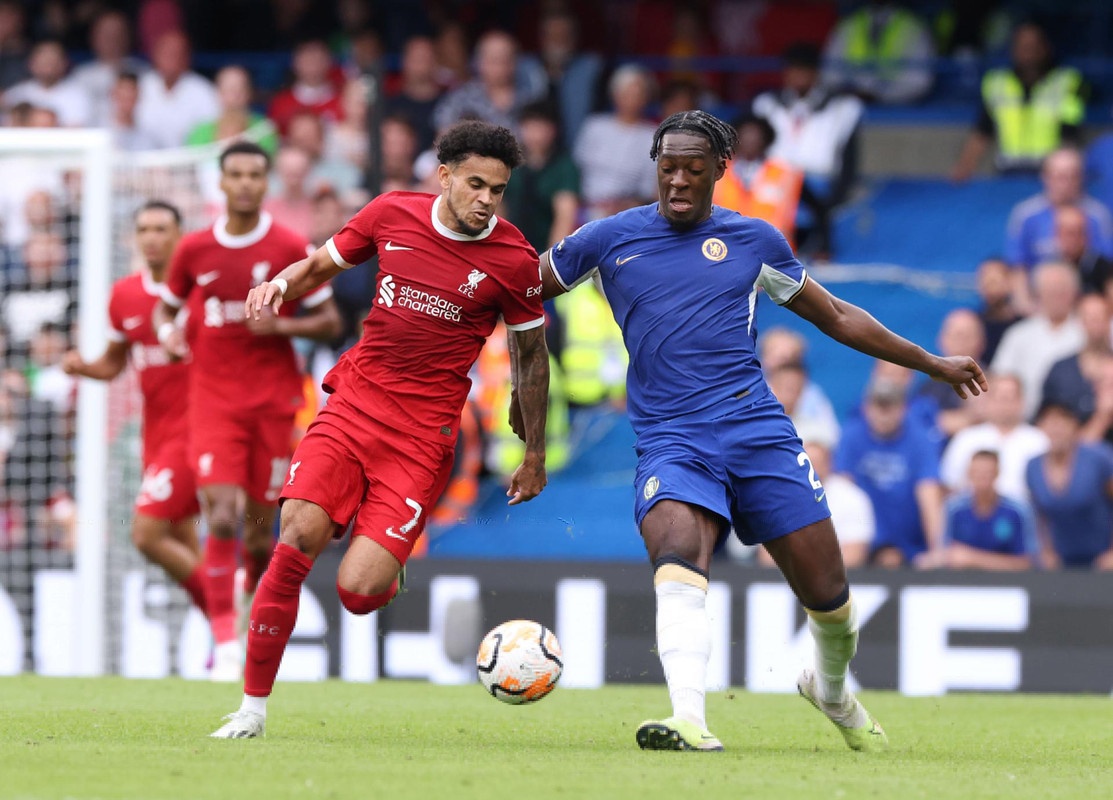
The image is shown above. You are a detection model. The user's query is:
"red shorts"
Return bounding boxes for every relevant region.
[190,408,295,505]
[281,397,455,565]
[135,440,201,521]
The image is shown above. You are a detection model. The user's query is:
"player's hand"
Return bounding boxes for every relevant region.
[244,306,281,336]
[506,451,546,505]
[929,355,988,400]
[508,389,525,441]
[1095,550,1113,571]
[61,350,86,376]
[159,325,189,361]
[245,280,285,321]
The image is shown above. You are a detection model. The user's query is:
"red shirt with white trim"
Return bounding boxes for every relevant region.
[323,191,544,443]
[107,271,191,464]
[163,212,329,414]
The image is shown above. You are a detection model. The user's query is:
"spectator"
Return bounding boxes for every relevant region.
[552,279,627,413]
[975,257,1022,364]
[835,374,943,566]
[919,450,1037,571]
[1026,400,1113,570]
[520,6,604,147]
[432,29,546,135]
[324,76,371,172]
[25,321,74,413]
[1,232,75,361]
[1054,205,1113,297]
[991,261,1085,420]
[186,65,278,154]
[658,78,701,121]
[70,10,146,126]
[951,22,1086,181]
[1004,147,1113,307]
[0,0,28,91]
[768,361,840,450]
[382,35,444,152]
[108,71,156,152]
[285,110,363,197]
[939,372,1048,502]
[135,30,218,149]
[758,326,840,443]
[752,42,863,260]
[268,38,344,137]
[573,64,658,219]
[4,39,91,127]
[264,147,315,236]
[1041,294,1112,434]
[501,101,580,254]
[1082,355,1113,446]
[433,22,471,91]
[713,113,804,247]
[822,0,935,105]
[915,308,986,440]
[0,133,64,249]
[378,114,420,193]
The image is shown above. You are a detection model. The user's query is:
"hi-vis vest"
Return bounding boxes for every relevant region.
[553,285,627,407]
[474,322,569,479]
[843,8,920,78]
[713,158,803,247]
[981,67,1084,168]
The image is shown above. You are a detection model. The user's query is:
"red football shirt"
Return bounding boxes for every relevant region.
[107,271,191,464]
[323,191,545,442]
[162,212,331,415]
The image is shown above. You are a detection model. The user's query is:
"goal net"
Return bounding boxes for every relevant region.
[0,130,224,677]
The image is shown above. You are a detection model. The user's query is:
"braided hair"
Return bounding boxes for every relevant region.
[650,110,737,162]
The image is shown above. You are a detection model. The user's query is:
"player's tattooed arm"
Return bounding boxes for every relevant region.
[507,325,549,505]
[245,246,343,320]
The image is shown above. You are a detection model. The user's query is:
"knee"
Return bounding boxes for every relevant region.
[130,523,158,557]
[206,502,239,536]
[277,504,331,557]
[337,581,394,615]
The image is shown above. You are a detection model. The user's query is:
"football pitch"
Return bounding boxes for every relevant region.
[2,677,1110,800]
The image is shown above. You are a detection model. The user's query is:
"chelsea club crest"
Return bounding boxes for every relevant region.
[701,238,727,262]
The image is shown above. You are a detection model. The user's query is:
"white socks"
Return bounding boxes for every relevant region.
[807,597,859,704]
[240,694,268,717]
[655,580,711,728]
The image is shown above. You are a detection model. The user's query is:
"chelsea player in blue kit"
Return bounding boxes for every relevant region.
[512,111,988,752]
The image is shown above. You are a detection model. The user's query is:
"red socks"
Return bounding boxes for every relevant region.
[179,566,207,614]
[204,536,237,644]
[244,542,313,698]
[242,540,274,595]
[336,581,398,616]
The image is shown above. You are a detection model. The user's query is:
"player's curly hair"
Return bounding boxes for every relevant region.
[650,110,738,162]
[436,120,524,170]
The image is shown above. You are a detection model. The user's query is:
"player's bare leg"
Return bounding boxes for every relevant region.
[336,536,404,614]
[763,520,888,752]
[635,500,723,752]
[131,514,206,613]
[240,498,279,639]
[201,484,245,679]
[211,498,337,739]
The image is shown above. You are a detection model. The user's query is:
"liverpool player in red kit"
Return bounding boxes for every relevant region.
[210,121,550,738]
[155,142,342,681]
[63,201,208,614]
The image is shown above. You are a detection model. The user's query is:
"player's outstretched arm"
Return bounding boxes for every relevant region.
[244,246,343,321]
[506,325,549,506]
[785,276,988,399]
[61,340,129,381]
[538,250,570,302]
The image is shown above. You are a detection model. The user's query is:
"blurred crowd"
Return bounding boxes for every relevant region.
[2,0,1113,570]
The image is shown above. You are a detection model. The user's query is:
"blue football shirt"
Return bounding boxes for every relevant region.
[550,204,807,432]
[943,493,1037,557]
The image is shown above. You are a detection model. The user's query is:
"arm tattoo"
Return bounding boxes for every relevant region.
[511,325,549,455]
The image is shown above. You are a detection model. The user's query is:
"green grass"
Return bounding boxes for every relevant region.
[1,677,1110,800]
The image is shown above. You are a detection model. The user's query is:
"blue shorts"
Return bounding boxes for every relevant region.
[633,386,832,546]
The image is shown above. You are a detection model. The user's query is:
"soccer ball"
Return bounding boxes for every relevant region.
[476,619,563,704]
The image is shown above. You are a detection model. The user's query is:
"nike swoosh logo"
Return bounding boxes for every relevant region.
[384,528,408,541]
[615,253,643,266]
[197,271,220,286]
[384,241,414,251]
[814,492,826,503]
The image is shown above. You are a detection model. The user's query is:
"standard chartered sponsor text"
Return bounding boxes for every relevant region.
[398,285,462,322]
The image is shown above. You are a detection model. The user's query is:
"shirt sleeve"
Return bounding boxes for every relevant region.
[326,196,382,269]
[548,218,608,291]
[751,219,808,305]
[105,284,128,343]
[161,238,194,307]
[499,252,546,331]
